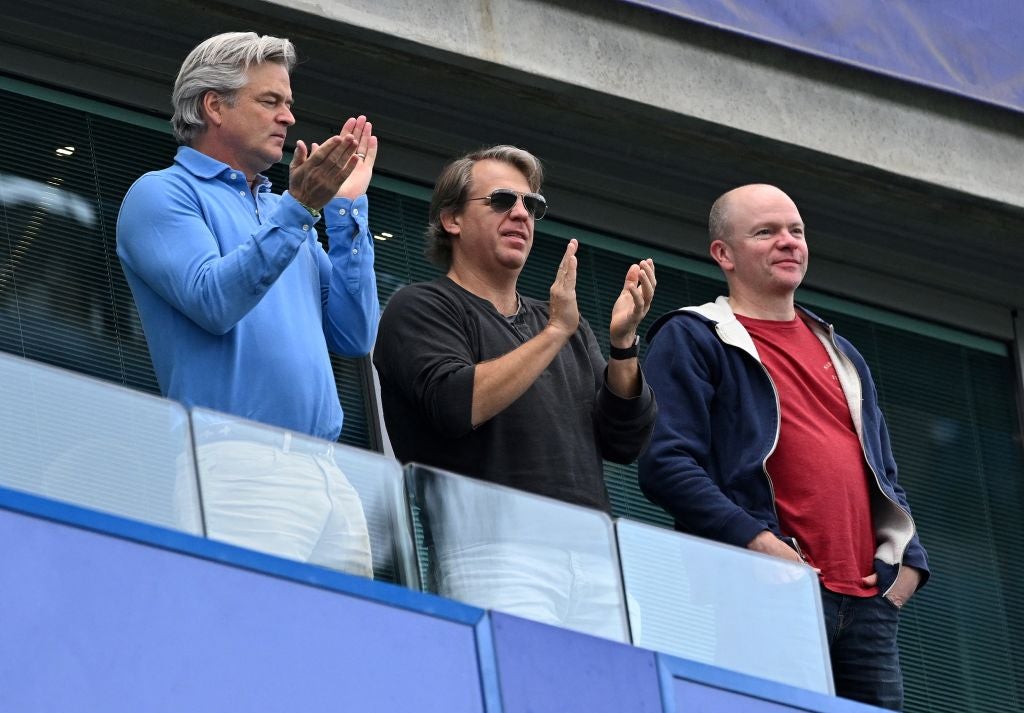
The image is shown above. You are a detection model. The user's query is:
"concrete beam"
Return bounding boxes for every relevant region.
[273,0,1024,210]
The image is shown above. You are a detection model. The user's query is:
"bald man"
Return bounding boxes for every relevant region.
[638,184,928,710]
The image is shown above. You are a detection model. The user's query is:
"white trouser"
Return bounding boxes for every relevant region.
[195,440,372,578]
[433,541,629,642]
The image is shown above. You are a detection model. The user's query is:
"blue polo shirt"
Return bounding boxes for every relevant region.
[116,146,378,440]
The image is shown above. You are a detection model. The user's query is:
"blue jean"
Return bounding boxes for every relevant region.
[820,588,903,711]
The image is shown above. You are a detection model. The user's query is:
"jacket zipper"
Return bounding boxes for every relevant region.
[761,358,782,532]
[823,321,917,597]
[718,323,788,542]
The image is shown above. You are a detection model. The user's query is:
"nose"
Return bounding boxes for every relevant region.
[280,106,296,127]
[507,194,531,220]
[776,229,801,247]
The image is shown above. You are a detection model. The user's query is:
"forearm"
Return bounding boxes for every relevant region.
[748,530,804,563]
[324,277,379,355]
[605,356,642,398]
[640,459,770,547]
[117,181,309,335]
[471,325,569,427]
[594,365,656,462]
[640,324,770,546]
[323,194,379,354]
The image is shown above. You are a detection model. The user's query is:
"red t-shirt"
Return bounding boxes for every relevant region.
[736,313,878,597]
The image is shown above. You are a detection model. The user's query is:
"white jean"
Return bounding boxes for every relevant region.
[195,440,372,578]
[433,541,629,642]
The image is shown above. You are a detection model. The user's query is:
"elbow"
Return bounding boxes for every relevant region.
[196,316,236,336]
[425,378,474,439]
[430,399,474,440]
[180,271,248,335]
[637,460,659,500]
[351,321,379,355]
[183,301,239,336]
[329,325,377,357]
[326,307,379,357]
[637,449,674,503]
[596,418,655,465]
[601,442,645,465]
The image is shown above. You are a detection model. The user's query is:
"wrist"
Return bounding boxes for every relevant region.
[747,530,775,552]
[288,190,322,216]
[609,334,639,360]
[296,200,321,221]
[543,322,575,345]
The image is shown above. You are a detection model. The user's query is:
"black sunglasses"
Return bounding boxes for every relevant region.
[465,188,547,220]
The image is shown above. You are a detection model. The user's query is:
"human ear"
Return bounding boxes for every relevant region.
[440,210,461,237]
[710,239,734,272]
[201,91,225,128]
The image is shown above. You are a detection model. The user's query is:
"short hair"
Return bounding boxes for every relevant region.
[171,32,296,145]
[708,191,733,244]
[425,145,544,269]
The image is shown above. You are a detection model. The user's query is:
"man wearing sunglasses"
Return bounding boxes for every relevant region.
[373,145,656,638]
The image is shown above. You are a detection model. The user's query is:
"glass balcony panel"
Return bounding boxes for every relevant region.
[0,352,200,533]
[616,519,833,694]
[190,408,416,585]
[405,463,629,642]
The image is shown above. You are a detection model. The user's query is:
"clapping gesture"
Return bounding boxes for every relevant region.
[609,258,656,350]
[330,116,377,200]
[547,239,582,338]
[289,115,377,209]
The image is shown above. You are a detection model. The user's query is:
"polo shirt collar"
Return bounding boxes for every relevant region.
[174,146,272,191]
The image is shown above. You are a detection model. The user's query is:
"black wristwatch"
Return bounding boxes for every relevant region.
[609,335,640,360]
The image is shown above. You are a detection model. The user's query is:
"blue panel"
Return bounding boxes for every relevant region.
[490,612,662,713]
[474,613,506,713]
[673,679,801,712]
[0,484,475,623]
[658,654,887,713]
[624,0,1024,113]
[0,495,486,713]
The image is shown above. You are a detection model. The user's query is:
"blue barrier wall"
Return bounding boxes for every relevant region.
[0,487,886,712]
[0,490,487,713]
[490,612,663,712]
[626,0,1024,113]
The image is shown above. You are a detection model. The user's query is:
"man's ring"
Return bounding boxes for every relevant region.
[355,153,366,160]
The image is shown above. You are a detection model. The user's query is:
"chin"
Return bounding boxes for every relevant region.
[498,257,528,272]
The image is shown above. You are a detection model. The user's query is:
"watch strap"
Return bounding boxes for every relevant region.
[296,199,321,220]
[609,335,640,360]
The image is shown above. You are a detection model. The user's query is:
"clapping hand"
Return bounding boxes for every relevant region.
[548,239,582,339]
[609,258,656,349]
[289,115,375,209]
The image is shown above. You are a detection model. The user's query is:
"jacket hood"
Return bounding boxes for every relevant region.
[646,296,832,343]
[645,296,729,342]
[646,296,760,359]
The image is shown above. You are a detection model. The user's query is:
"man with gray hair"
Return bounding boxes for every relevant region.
[117,32,379,576]
[373,145,657,637]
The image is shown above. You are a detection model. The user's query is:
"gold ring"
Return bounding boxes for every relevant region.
[355,153,366,159]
